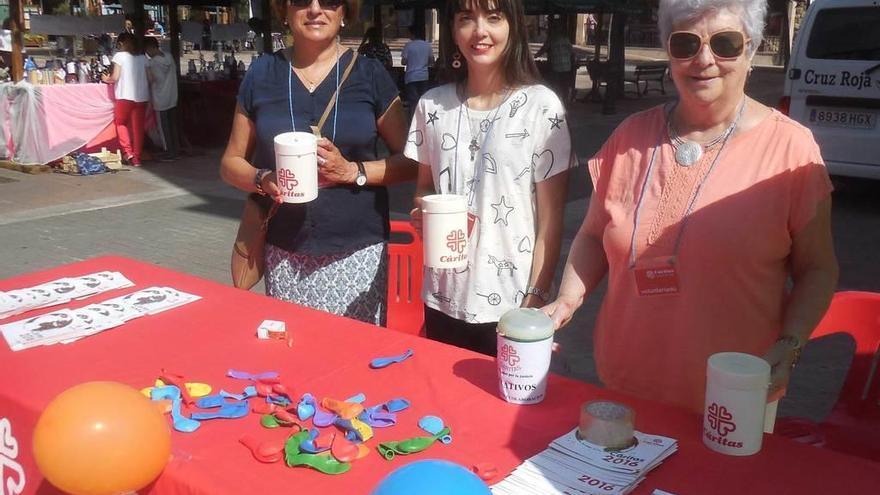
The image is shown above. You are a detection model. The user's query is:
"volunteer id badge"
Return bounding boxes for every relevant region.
[633,257,679,296]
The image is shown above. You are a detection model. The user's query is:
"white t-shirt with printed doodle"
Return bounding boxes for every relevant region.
[405,83,574,324]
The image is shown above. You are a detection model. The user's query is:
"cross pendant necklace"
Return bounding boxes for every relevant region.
[468,138,480,161]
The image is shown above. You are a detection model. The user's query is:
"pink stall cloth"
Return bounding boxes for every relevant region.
[0,83,13,159]
[4,82,156,166]
[8,82,116,165]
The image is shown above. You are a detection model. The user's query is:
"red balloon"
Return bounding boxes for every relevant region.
[33,381,172,495]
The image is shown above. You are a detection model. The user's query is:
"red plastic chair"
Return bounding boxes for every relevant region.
[775,291,880,461]
[386,221,424,336]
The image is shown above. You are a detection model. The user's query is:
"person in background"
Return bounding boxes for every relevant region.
[201,13,212,51]
[153,20,166,37]
[144,37,179,161]
[220,0,417,325]
[400,23,434,120]
[542,0,838,413]
[407,0,573,356]
[102,32,149,167]
[358,26,393,70]
[535,15,574,104]
[247,17,265,54]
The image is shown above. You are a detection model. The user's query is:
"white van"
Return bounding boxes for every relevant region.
[781,0,880,179]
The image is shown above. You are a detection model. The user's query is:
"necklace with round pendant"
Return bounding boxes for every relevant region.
[675,141,703,167]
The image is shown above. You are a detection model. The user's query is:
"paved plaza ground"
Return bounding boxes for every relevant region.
[1,62,878,423]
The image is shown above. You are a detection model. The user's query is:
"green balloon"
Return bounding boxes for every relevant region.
[377,427,451,461]
[261,414,281,428]
[288,453,352,475]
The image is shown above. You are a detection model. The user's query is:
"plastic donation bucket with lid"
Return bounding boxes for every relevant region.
[496,308,555,405]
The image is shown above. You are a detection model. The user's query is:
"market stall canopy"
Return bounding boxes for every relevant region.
[368,0,444,8]
[523,0,650,14]
[143,0,237,6]
[374,0,649,14]
[28,14,125,36]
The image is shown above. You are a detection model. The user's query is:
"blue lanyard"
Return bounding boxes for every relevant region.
[286,46,341,141]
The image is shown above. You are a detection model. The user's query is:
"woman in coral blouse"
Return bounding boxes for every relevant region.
[543,0,839,413]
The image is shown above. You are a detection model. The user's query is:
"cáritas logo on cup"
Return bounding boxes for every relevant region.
[441,229,467,263]
[277,169,302,197]
[703,402,743,448]
[499,343,520,368]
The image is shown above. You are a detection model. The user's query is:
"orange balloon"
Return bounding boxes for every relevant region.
[33,381,172,495]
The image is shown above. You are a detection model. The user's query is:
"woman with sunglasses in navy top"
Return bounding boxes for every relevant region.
[542,0,838,413]
[221,0,416,325]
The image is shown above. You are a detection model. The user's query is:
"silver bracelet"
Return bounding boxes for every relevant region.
[525,286,551,303]
[254,168,272,195]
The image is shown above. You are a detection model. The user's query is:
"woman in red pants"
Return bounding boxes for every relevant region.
[102,32,149,166]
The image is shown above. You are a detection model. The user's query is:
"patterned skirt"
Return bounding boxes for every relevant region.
[264,242,388,326]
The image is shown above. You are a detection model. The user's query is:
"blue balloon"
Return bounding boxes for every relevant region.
[372,459,490,495]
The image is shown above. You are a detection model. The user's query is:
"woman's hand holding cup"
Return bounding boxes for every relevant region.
[260,171,284,204]
[316,138,357,185]
[762,338,799,396]
[410,197,423,237]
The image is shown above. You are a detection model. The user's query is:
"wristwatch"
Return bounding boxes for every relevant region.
[525,286,551,303]
[355,161,367,187]
[254,168,272,195]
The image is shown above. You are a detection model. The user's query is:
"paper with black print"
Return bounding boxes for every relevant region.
[0,271,134,319]
[1,284,200,351]
[113,286,201,315]
[550,429,677,475]
[0,309,89,351]
[492,429,677,495]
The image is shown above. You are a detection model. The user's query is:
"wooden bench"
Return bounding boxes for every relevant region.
[624,62,668,97]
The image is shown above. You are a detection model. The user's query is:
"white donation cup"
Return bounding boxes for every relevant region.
[703,352,771,456]
[273,132,318,203]
[421,194,468,269]
[497,308,555,405]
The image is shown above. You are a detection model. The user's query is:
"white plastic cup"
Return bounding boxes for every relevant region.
[496,308,555,405]
[703,352,771,456]
[273,132,318,204]
[421,194,468,269]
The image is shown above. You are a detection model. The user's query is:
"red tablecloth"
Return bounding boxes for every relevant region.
[2,256,879,495]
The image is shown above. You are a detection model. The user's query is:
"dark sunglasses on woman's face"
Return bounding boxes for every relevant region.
[667,30,748,60]
[288,0,345,8]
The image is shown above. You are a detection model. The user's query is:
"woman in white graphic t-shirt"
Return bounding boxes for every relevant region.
[405,0,574,356]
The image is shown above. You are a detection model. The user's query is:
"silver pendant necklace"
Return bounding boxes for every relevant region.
[463,103,482,162]
[668,100,747,167]
[462,90,508,162]
[674,141,703,166]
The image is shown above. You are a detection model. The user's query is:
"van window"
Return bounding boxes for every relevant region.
[805,7,880,60]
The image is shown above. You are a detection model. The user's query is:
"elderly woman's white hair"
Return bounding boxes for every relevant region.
[658,0,767,56]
